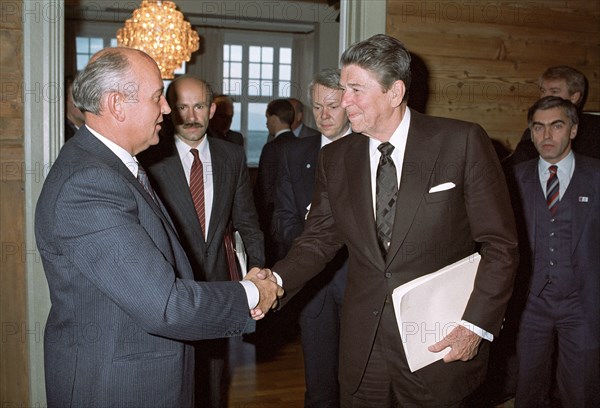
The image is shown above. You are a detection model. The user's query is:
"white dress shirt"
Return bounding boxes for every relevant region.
[538,150,575,199]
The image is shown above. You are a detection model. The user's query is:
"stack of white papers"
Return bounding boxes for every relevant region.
[392,253,481,372]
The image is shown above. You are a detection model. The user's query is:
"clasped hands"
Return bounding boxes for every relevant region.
[244,267,284,320]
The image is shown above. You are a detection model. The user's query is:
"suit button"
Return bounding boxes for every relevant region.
[550,261,555,266]
[550,247,555,252]
[385,272,392,278]
[550,218,555,223]
[550,232,555,237]
[373,310,379,316]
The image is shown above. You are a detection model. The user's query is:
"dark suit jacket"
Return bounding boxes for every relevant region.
[35,127,251,407]
[297,123,321,139]
[208,127,244,147]
[273,110,519,402]
[511,153,600,341]
[272,134,348,313]
[141,135,264,282]
[254,130,296,265]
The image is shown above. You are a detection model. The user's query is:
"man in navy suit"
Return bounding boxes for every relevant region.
[509,96,600,407]
[289,97,321,139]
[273,69,350,407]
[208,94,245,147]
[35,48,280,408]
[254,98,297,266]
[140,75,264,408]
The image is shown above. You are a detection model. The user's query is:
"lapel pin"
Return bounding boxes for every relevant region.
[578,196,589,202]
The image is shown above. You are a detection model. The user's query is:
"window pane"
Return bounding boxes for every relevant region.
[223,62,230,77]
[77,55,89,71]
[279,65,291,81]
[232,102,241,131]
[280,47,292,64]
[223,44,230,59]
[262,64,273,80]
[227,79,242,95]
[248,63,261,79]
[90,38,103,53]
[249,46,261,62]
[279,81,291,97]
[110,38,118,47]
[248,80,260,97]
[262,47,273,63]
[247,102,269,166]
[230,62,242,78]
[76,37,89,53]
[230,45,242,61]
[260,80,273,96]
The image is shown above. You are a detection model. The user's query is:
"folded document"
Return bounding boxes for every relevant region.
[391,253,481,372]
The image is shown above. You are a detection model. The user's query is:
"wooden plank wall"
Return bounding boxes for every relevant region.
[0,1,28,406]
[386,0,600,150]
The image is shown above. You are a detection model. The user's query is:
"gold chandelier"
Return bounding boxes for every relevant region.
[116,0,199,79]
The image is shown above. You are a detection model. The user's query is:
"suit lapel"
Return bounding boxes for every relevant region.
[385,114,440,267]
[206,140,228,247]
[568,154,595,253]
[344,134,384,269]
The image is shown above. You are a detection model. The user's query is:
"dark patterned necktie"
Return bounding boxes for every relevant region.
[376,142,398,256]
[137,164,159,204]
[190,148,206,237]
[546,165,559,215]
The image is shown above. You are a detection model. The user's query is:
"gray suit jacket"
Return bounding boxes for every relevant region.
[35,127,251,407]
[274,111,519,402]
[141,135,264,282]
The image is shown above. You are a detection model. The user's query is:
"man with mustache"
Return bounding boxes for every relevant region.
[140,75,265,408]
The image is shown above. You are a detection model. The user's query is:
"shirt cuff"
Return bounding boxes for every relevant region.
[460,320,494,342]
[239,280,259,309]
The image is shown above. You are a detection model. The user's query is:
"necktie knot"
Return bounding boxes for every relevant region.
[549,165,557,175]
[378,142,395,157]
[190,148,200,160]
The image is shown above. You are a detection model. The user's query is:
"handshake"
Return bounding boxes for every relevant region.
[243,267,285,320]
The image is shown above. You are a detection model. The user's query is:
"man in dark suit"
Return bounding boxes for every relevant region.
[64,75,85,142]
[254,98,296,266]
[505,65,600,165]
[35,48,281,408]
[260,34,518,406]
[273,68,351,408]
[508,96,600,407]
[289,97,321,139]
[208,94,244,147]
[140,75,264,408]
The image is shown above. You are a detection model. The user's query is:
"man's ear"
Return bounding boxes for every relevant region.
[569,91,582,106]
[570,123,578,140]
[389,80,406,108]
[106,91,126,122]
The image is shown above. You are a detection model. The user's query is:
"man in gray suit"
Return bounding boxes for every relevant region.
[140,75,264,408]
[35,47,281,407]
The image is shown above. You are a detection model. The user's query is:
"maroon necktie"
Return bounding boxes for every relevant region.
[189,149,206,237]
[546,165,559,216]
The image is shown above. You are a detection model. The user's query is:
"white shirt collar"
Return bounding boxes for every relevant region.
[85,125,138,176]
[368,107,411,163]
[320,125,352,148]
[174,134,210,164]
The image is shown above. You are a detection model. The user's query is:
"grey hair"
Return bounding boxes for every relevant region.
[72,48,134,115]
[527,96,579,127]
[308,69,342,104]
[539,65,587,108]
[340,34,411,102]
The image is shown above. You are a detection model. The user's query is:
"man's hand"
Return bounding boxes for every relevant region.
[427,325,482,363]
[244,267,284,320]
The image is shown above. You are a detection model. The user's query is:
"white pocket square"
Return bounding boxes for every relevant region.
[428,182,455,193]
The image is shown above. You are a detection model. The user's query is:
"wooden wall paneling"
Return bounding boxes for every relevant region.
[0,1,28,405]
[386,0,600,149]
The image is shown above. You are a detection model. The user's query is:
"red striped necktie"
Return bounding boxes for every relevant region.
[546,165,559,215]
